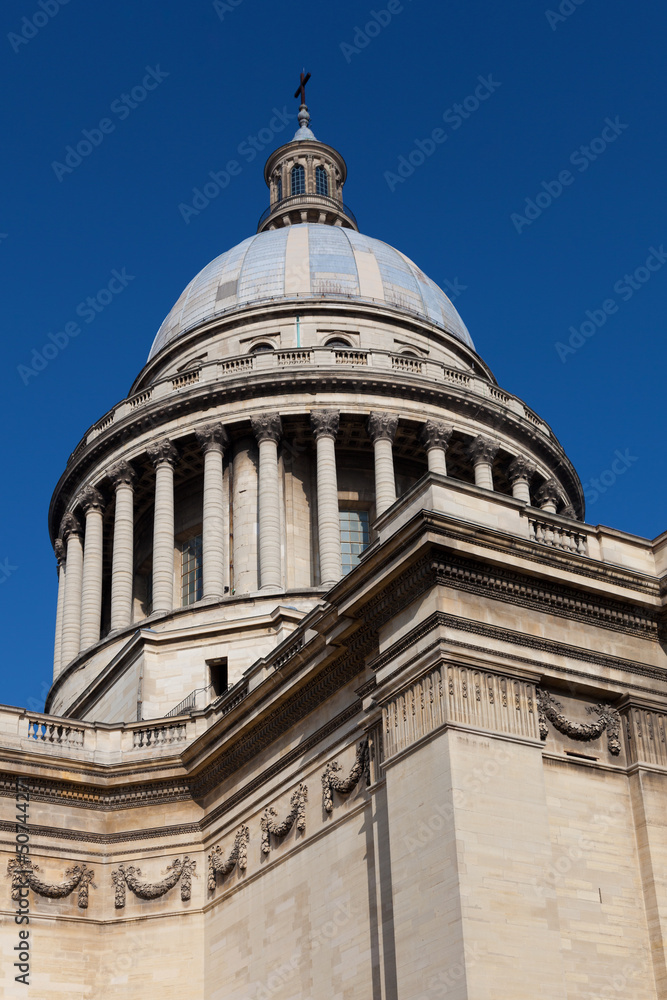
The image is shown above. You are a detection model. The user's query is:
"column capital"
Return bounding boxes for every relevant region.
[196,422,229,454]
[60,511,83,541]
[108,460,136,489]
[507,455,536,484]
[251,413,282,444]
[148,439,179,468]
[310,409,340,440]
[420,420,453,451]
[467,435,499,465]
[367,411,398,443]
[536,478,563,507]
[79,486,105,514]
[54,538,66,566]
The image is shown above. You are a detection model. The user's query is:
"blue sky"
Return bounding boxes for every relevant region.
[1,0,666,711]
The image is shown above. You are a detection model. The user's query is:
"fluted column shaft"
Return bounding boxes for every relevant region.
[109,462,136,630]
[368,412,398,516]
[53,539,66,679]
[252,415,282,590]
[421,420,453,476]
[468,436,499,491]
[197,424,228,601]
[60,514,84,665]
[311,410,342,586]
[149,441,178,615]
[79,488,105,651]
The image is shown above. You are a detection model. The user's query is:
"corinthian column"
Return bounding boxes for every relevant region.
[196,423,228,601]
[311,410,342,586]
[468,435,499,491]
[108,461,136,630]
[60,512,84,665]
[251,413,282,590]
[79,486,106,651]
[367,412,398,516]
[53,539,66,679]
[507,455,535,504]
[420,420,453,475]
[148,440,178,614]
[536,479,561,514]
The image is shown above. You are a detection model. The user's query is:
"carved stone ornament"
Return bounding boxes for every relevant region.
[310,409,340,440]
[107,460,136,489]
[195,422,229,454]
[560,503,576,519]
[208,825,249,892]
[54,538,66,566]
[260,783,308,855]
[367,411,399,443]
[111,855,196,909]
[147,439,179,468]
[78,485,105,514]
[536,689,621,755]
[467,435,500,466]
[59,511,83,541]
[321,739,371,813]
[420,420,453,452]
[7,855,95,909]
[251,413,282,444]
[507,455,536,484]
[535,479,563,507]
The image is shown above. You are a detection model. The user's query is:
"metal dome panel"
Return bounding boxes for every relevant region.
[149,224,473,359]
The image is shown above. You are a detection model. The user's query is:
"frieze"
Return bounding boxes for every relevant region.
[261,784,307,855]
[321,739,370,812]
[7,855,95,909]
[537,689,621,755]
[208,826,249,891]
[112,855,196,908]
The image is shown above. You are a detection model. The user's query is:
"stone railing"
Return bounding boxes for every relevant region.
[528,516,588,555]
[74,347,552,457]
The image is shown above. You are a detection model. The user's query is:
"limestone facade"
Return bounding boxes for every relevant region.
[2,104,667,999]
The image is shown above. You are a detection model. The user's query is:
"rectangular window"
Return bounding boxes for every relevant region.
[339,510,370,575]
[181,534,203,606]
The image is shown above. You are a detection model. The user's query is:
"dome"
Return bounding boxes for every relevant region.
[149,224,474,360]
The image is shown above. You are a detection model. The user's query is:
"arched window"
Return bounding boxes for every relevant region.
[316,166,329,197]
[326,337,351,348]
[291,164,305,196]
[276,175,282,202]
[250,342,275,354]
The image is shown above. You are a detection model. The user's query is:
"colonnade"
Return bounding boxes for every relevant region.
[52,412,567,676]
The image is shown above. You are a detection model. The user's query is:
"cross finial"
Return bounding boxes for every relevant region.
[294,70,311,106]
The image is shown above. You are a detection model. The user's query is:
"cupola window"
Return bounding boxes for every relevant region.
[276,175,282,202]
[339,510,370,575]
[181,534,203,606]
[250,342,275,354]
[291,164,306,196]
[325,337,351,348]
[316,165,329,197]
